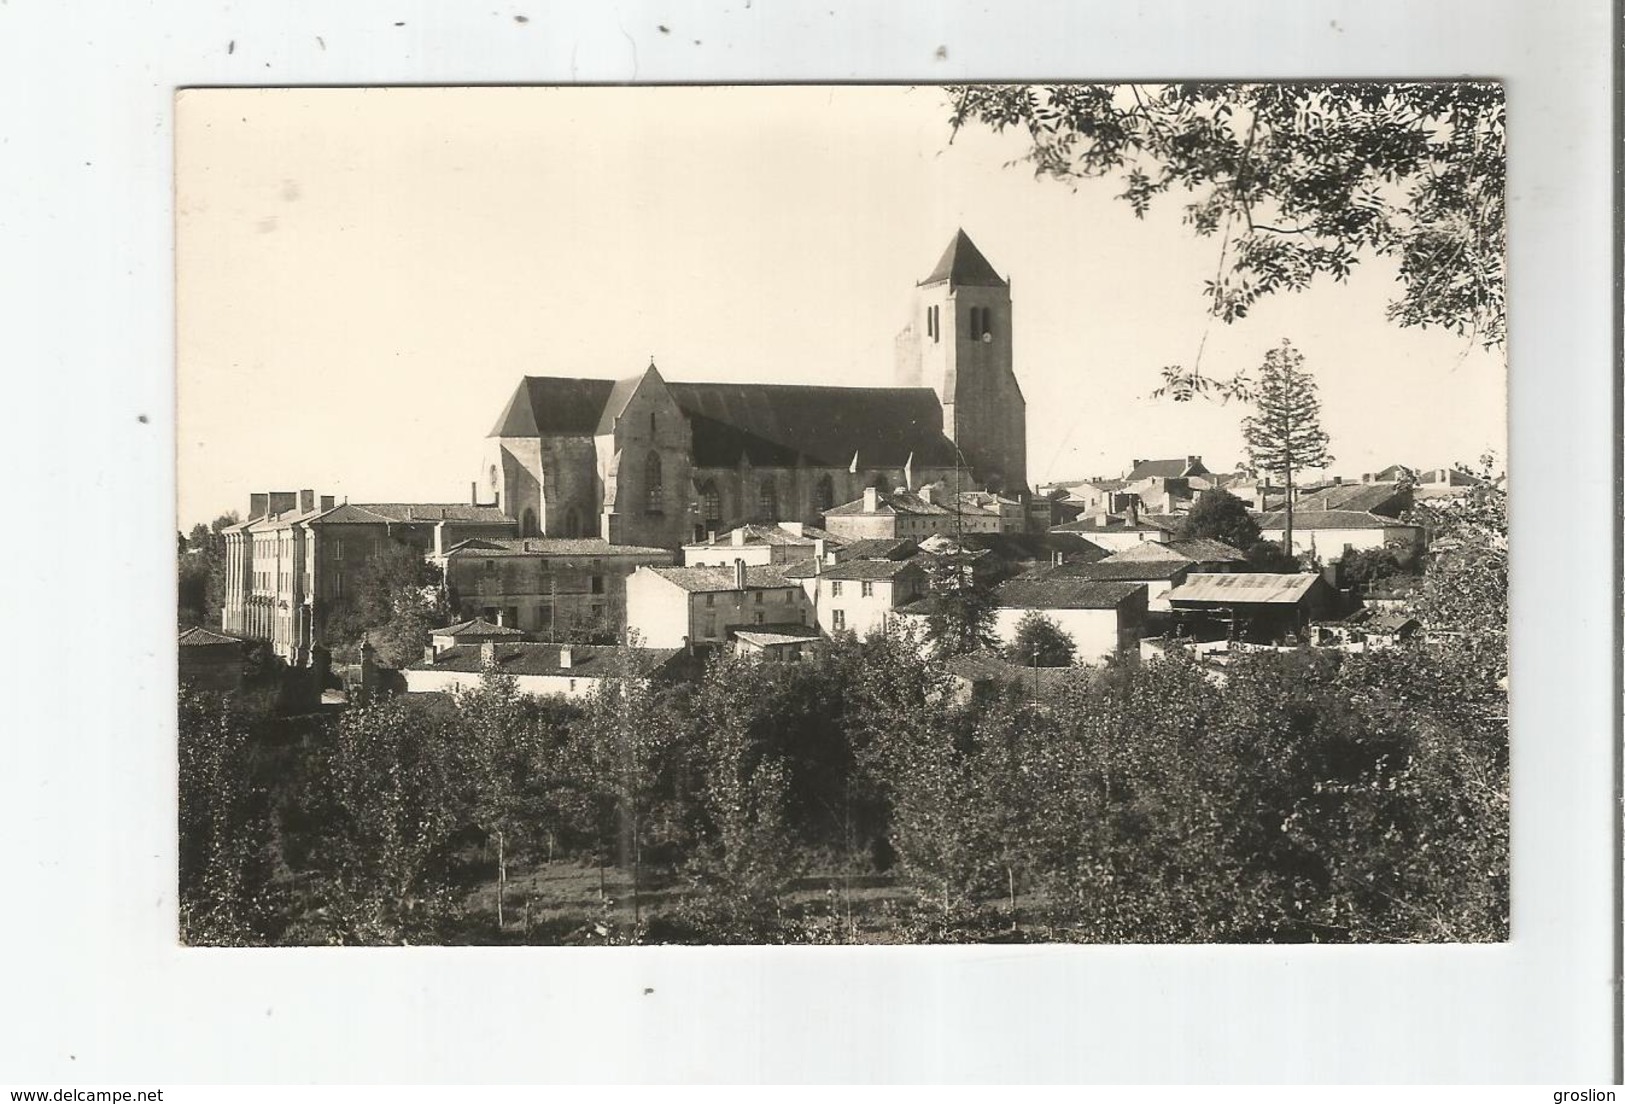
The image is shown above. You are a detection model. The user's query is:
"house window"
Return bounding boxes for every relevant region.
[334,575,344,598]
[754,611,764,624]
[333,539,344,561]
[591,575,605,595]
[590,603,604,620]
[703,614,717,638]
[784,590,794,603]
[861,581,874,598]
[832,609,846,631]
[485,559,495,572]
[569,679,577,693]
[705,593,715,607]
[830,581,843,597]
[754,591,764,605]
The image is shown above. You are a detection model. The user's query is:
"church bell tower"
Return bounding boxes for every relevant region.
[895,229,1027,494]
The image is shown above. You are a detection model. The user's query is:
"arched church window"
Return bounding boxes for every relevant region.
[758,481,779,522]
[698,480,722,522]
[645,451,664,513]
[563,506,582,538]
[814,474,835,512]
[521,507,539,537]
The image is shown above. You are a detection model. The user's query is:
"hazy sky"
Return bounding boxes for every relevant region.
[176,85,1507,528]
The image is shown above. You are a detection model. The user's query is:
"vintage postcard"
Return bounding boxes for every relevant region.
[175,84,1508,947]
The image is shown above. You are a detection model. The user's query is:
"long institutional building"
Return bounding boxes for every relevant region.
[221,231,1033,662]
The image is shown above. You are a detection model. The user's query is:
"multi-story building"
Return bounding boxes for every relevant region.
[680,523,842,568]
[822,485,1022,542]
[624,562,811,649]
[806,557,929,639]
[438,536,673,641]
[220,490,514,663]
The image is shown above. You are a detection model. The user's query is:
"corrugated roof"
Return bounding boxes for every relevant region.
[411,643,681,678]
[1165,573,1324,605]
[178,626,242,647]
[490,376,619,437]
[919,229,1007,288]
[444,537,670,558]
[643,564,798,593]
[994,578,1146,610]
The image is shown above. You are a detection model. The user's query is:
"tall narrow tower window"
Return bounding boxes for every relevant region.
[927,305,939,342]
[644,450,664,513]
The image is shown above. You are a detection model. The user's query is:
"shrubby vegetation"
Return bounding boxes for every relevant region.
[180,486,1507,945]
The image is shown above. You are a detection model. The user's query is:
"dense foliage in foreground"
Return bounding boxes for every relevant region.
[179,619,1507,946]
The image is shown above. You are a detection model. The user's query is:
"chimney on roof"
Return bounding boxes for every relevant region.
[707,529,717,545]
[299,489,315,513]
[863,486,879,513]
[320,495,335,511]
[480,641,496,667]
[731,528,746,547]
[1125,498,1140,526]
[423,645,437,667]
[918,484,934,506]
[734,558,747,592]
[559,644,574,669]
[1188,455,1200,470]
[268,491,297,516]
[470,481,477,506]
[1053,550,1064,566]
[779,521,803,537]
[813,538,826,562]
[249,493,268,519]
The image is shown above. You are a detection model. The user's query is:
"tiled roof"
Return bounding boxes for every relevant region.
[1167,538,1249,563]
[684,524,820,549]
[1050,517,1171,535]
[825,489,953,517]
[1257,509,1412,532]
[944,650,1085,690]
[1291,481,1411,517]
[445,537,670,558]
[491,376,619,437]
[1038,559,1191,582]
[1101,542,1191,564]
[836,537,919,561]
[1165,572,1324,605]
[994,578,1146,610]
[178,626,242,647]
[245,507,324,532]
[819,558,922,581]
[431,618,527,639]
[644,564,797,593]
[730,623,822,647]
[411,643,682,678]
[919,229,1007,288]
[315,503,514,526]
[1128,457,1207,481]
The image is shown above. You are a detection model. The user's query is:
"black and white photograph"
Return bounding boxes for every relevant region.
[173,82,1511,948]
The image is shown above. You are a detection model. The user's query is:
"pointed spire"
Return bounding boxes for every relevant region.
[919,229,1007,288]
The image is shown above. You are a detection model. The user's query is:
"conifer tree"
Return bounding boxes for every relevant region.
[1240,340,1333,557]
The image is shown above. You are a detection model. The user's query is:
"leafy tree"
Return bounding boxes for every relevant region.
[1337,543,1423,588]
[1240,339,1333,555]
[1176,488,1262,550]
[323,540,449,665]
[176,511,239,629]
[178,688,279,944]
[299,697,466,944]
[681,653,802,940]
[1006,610,1076,667]
[920,550,998,656]
[947,81,1506,386]
[1244,539,1301,573]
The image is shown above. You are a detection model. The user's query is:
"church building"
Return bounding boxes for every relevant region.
[480,230,1029,550]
